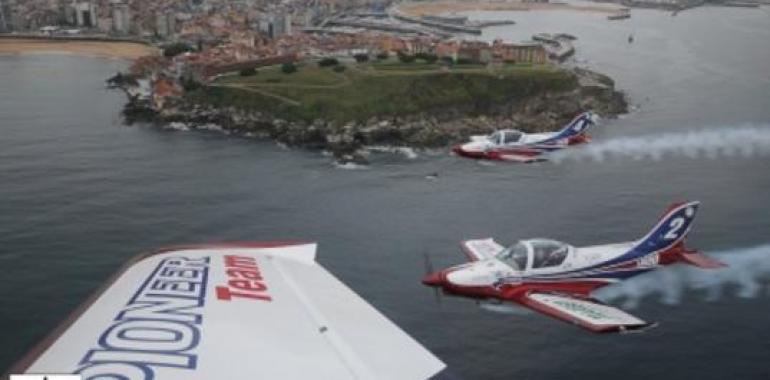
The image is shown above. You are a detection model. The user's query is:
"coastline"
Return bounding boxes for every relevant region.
[114,65,627,164]
[0,37,158,59]
[395,0,625,18]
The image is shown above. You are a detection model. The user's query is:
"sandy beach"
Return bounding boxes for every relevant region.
[396,0,625,17]
[0,38,157,59]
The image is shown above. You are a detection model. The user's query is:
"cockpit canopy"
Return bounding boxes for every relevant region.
[487,130,524,145]
[495,239,571,271]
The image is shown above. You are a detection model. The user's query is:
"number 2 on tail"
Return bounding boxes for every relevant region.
[663,217,685,240]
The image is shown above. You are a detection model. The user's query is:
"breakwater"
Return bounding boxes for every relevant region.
[532,33,575,61]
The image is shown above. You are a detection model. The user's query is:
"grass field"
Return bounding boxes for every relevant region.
[188,60,577,124]
[216,62,347,87]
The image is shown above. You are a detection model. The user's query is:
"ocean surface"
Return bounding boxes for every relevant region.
[1,6,770,379]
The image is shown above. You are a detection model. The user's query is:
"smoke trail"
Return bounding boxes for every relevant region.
[551,126,770,163]
[595,244,770,308]
[479,301,535,315]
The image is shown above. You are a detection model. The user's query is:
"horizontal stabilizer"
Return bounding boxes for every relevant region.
[518,292,655,334]
[680,251,727,269]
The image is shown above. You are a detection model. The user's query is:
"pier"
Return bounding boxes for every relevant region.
[390,10,483,35]
[532,33,575,62]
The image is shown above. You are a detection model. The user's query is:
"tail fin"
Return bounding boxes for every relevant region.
[542,111,595,143]
[632,201,700,254]
[632,201,726,269]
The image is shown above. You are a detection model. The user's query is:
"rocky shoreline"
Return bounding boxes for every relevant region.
[115,67,627,164]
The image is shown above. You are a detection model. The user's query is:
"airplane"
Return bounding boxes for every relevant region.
[6,242,448,380]
[422,201,726,333]
[452,111,596,163]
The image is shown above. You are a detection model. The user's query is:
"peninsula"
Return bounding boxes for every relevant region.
[115,54,626,164]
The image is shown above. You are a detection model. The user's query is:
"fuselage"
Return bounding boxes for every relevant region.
[452,129,590,161]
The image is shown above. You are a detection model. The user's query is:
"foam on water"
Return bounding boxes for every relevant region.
[366,146,419,160]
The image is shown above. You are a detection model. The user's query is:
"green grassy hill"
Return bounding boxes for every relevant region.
[186,60,578,124]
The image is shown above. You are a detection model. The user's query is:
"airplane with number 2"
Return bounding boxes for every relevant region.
[422,201,726,333]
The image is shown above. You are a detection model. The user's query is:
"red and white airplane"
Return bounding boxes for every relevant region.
[452,111,596,162]
[422,201,726,333]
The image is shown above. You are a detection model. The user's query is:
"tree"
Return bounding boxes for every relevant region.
[353,53,369,63]
[239,67,257,76]
[182,76,202,91]
[318,57,339,67]
[281,62,297,74]
[416,52,438,64]
[162,42,193,58]
[397,52,415,63]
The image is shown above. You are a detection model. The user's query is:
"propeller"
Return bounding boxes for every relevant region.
[423,252,443,306]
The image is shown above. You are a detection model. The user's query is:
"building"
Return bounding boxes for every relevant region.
[259,12,291,39]
[73,2,97,28]
[152,77,183,109]
[111,1,131,34]
[97,16,112,32]
[0,0,7,32]
[155,10,176,38]
[457,41,492,63]
[492,40,548,64]
[435,41,459,60]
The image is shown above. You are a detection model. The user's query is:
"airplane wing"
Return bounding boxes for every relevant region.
[516,292,655,333]
[7,242,446,380]
[460,238,504,261]
[497,152,547,163]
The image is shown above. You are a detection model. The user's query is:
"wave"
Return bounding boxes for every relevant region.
[366,146,419,160]
[334,162,369,170]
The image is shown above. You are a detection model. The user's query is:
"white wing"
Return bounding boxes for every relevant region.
[11,243,446,379]
[518,292,655,333]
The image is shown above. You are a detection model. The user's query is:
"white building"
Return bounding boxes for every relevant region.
[111,1,131,34]
[259,12,291,39]
[155,10,176,38]
[73,2,97,28]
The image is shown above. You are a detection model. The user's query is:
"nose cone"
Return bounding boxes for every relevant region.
[422,272,444,287]
[445,267,495,287]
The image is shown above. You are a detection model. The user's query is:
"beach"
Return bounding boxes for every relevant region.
[0,37,157,59]
[396,0,625,17]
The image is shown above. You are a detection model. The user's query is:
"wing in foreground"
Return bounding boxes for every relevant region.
[460,238,504,261]
[7,242,446,380]
[517,292,656,333]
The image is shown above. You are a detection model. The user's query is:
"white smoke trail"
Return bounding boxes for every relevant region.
[551,126,770,163]
[479,301,535,315]
[595,244,770,308]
